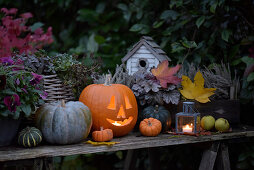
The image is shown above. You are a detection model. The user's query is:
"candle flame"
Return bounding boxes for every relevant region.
[112,121,122,126]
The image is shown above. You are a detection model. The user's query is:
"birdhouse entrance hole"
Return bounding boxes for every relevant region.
[139,59,148,68]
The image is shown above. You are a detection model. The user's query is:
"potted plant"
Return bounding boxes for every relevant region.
[0,58,46,146]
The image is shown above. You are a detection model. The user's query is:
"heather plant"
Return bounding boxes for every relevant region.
[0,8,53,58]
[0,57,46,119]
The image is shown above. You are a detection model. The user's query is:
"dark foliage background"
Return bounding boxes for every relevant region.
[1,0,254,169]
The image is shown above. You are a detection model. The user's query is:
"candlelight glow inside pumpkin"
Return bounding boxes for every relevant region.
[79,75,138,137]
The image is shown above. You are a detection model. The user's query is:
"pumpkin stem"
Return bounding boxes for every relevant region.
[148,120,152,126]
[104,74,112,86]
[154,105,159,113]
[61,100,66,107]
[100,127,104,131]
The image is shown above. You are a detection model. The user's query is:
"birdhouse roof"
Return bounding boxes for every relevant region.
[121,36,171,63]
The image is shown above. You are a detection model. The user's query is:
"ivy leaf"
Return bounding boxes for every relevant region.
[130,24,144,32]
[151,60,181,88]
[221,29,232,42]
[153,20,164,28]
[30,22,44,32]
[20,104,31,117]
[196,16,205,28]
[180,71,216,103]
[210,3,217,13]
[160,10,179,20]
[247,72,254,82]
[87,34,98,52]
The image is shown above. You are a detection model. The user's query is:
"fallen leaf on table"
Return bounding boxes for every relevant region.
[168,136,183,139]
[180,71,216,103]
[86,140,120,146]
[151,60,181,88]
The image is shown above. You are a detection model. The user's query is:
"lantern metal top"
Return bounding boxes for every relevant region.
[183,101,195,113]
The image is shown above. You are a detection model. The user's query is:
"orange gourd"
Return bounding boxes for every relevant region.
[79,75,138,137]
[92,127,113,142]
[139,118,162,137]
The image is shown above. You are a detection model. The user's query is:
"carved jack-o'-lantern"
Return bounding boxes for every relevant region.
[79,75,138,137]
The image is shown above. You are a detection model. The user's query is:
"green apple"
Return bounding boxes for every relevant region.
[201,116,215,130]
[215,118,230,132]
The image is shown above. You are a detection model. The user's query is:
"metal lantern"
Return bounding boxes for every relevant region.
[175,101,200,134]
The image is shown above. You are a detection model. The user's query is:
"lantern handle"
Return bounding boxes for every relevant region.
[183,101,199,113]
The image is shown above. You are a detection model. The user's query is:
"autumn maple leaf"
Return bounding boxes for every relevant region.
[151,60,181,88]
[180,71,216,103]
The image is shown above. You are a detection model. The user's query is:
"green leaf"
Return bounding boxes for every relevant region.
[1,110,11,117]
[247,72,254,82]
[153,20,164,28]
[94,35,105,44]
[171,42,185,53]
[115,151,123,160]
[87,34,98,53]
[241,56,254,66]
[221,29,232,42]
[181,39,197,48]
[129,24,144,32]
[96,2,105,14]
[140,25,150,34]
[20,104,32,117]
[30,22,44,32]
[160,10,179,20]
[231,58,242,66]
[196,16,205,28]
[210,3,217,13]
[117,3,128,11]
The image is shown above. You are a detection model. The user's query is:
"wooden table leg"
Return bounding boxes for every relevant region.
[216,143,231,170]
[33,158,43,170]
[124,149,138,170]
[44,157,54,170]
[199,142,220,170]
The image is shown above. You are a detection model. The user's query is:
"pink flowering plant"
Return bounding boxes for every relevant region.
[0,58,46,119]
[0,8,53,58]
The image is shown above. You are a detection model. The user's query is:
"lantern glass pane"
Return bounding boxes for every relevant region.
[177,116,194,133]
[175,112,200,134]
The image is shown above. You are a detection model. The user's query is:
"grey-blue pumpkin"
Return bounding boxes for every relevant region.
[140,105,171,132]
[35,100,92,144]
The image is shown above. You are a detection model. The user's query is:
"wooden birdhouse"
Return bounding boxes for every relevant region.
[121,36,171,75]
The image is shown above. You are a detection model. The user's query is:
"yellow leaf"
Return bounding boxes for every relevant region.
[180,71,216,103]
[86,140,120,146]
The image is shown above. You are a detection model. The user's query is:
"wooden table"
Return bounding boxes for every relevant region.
[1,125,254,170]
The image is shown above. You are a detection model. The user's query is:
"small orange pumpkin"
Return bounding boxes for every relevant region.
[139,118,162,137]
[79,74,138,137]
[92,127,113,142]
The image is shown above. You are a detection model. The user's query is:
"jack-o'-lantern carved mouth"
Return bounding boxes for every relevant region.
[106,116,133,126]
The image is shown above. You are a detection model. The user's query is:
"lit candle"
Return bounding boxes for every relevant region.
[112,121,122,126]
[182,124,193,133]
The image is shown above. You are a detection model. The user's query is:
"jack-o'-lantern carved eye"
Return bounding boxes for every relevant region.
[125,96,132,109]
[107,96,116,110]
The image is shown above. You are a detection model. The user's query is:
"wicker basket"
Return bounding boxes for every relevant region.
[43,74,75,103]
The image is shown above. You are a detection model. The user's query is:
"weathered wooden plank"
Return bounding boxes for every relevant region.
[0,129,254,162]
[199,142,220,170]
[136,45,151,54]
[132,54,156,60]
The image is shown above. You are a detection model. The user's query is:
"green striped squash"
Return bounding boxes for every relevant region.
[18,127,42,147]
